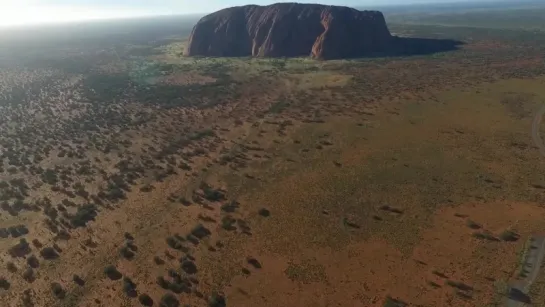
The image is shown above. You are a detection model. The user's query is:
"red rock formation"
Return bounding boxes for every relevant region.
[184,3,393,60]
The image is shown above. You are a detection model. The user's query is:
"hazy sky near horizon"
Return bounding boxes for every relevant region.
[0,0,482,27]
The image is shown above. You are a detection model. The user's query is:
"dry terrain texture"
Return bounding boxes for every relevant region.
[1,13,545,307]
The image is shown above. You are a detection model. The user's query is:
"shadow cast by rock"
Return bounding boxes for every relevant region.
[388,36,464,57]
[333,36,464,60]
[187,35,463,61]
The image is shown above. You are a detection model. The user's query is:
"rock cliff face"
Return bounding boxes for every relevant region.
[184,3,393,60]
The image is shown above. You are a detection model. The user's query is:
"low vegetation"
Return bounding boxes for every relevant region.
[0,3,545,307]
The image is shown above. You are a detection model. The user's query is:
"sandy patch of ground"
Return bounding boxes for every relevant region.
[222,201,545,307]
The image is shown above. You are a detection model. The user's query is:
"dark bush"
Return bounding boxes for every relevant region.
[258,208,270,217]
[51,282,65,299]
[500,230,519,242]
[456,290,473,300]
[156,276,170,289]
[53,243,63,253]
[41,169,59,185]
[379,205,404,214]
[168,269,180,279]
[342,218,360,229]
[56,229,71,240]
[181,260,197,274]
[183,254,196,262]
[169,281,190,294]
[383,296,407,307]
[139,183,155,192]
[208,292,226,307]
[103,265,122,280]
[27,255,39,268]
[166,237,182,250]
[122,277,137,297]
[237,219,251,233]
[173,234,185,242]
[40,247,59,260]
[472,231,498,241]
[138,293,154,306]
[7,226,21,238]
[22,289,33,306]
[431,270,448,278]
[221,216,236,231]
[126,241,138,252]
[159,293,179,307]
[220,201,239,213]
[22,267,35,282]
[190,224,211,239]
[73,274,85,286]
[445,280,473,291]
[0,202,10,212]
[246,257,262,269]
[0,227,8,238]
[43,218,59,233]
[154,256,165,265]
[465,219,481,229]
[70,204,98,228]
[203,187,224,202]
[179,197,191,206]
[120,246,135,260]
[198,214,216,223]
[0,277,10,290]
[7,261,17,272]
[189,277,199,284]
[9,238,31,257]
[185,235,199,246]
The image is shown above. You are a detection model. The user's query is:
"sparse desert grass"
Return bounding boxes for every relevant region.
[197,76,545,306]
[284,260,327,283]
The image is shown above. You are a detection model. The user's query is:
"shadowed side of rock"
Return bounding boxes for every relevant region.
[184,3,393,60]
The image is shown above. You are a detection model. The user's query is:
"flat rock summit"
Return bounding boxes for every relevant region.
[185,2,393,60]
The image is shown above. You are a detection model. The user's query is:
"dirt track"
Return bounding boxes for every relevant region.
[531,104,545,157]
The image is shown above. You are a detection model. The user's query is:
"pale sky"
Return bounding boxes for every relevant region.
[0,0,484,27]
